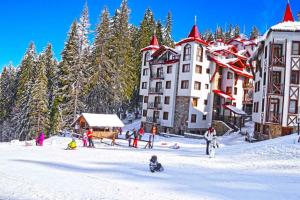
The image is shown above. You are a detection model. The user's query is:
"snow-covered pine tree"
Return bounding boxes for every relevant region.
[156,20,163,45]
[29,52,49,136]
[234,25,240,38]
[78,1,90,53]
[162,11,174,47]
[15,43,37,140]
[250,26,259,39]
[57,21,80,129]
[215,26,224,40]
[203,30,214,42]
[224,24,233,42]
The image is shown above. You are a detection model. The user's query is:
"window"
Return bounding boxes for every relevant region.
[205,84,209,89]
[181,80,189,89]
[272,44,283,66]
[292,42,300,55]
[182,64,190,72]
[234,87,237,95]
[163,112,169,120]
[263,72,266,86]
[218,68,223,75]
[166,81,171,89]
[226,87,232,95]
[262,99,265,112]
[196,45,203,62]
[191,114,197,123]
[192,98,198,107]
[204,100,208,105]
[264,45,268,59]
[143,110,147,117]
[206,68,210,74]
[142,82,147,89]
[144,96,148,103]
[202,115,207,120]
[227,71,233,79]
[194,82,201,90]
[289,100,298,114]
[143,69,148,76]
[183,44,191,61]
[167,66,172,74]
[196,65,202,74]
[164,96,170,105]
[144,52,150,66]
[291,71,299,84]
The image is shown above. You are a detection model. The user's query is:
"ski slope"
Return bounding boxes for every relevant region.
[0,122,300,200]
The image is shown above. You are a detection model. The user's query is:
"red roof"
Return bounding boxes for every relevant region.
[188,25,201,38]
[150,35,159,46]
[283,3,294,22]
[213,90,235,100]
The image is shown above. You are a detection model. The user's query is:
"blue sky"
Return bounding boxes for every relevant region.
[0,0,299,70]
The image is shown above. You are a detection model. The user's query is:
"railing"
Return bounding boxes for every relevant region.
[149,87,164,94]
[150,73,164,80]
[146,117,160,124]
[266,111,282,124]
[147,102,162,110]
[243,82,253,89]
[271,56,285,67]
[267,84,284,95]
[149,56,180,65]
[243,94,253,104]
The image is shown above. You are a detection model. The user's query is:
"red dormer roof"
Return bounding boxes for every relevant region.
[188,25,201,38]
[141,35,160,52]
[283,3,294,22]
[176,25,208,46]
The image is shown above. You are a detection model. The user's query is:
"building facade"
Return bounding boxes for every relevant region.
[140,25,255,135]
[251,3,300,140]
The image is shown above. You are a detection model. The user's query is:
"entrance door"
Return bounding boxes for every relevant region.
[269,98,280,123]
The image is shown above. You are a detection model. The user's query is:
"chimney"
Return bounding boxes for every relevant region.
[298,12,300,21]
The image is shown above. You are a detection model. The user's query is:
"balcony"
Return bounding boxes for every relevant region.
[147,102,162,110]
[271,56,285,67]
[150,73,164,80]
[243,82,253,89]
[267,84,284,96]
[146,117,160,124]
[266,111,282,124]
[243,94,253,104]
[149,87,164,94]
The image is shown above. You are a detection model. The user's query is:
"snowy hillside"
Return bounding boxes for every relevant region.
[0,123,300,200]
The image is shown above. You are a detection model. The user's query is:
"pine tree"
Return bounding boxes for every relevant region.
[78,1,90,53]
[250,26,259,39]
[156,20,163,45]
[203,30,214,42]
[162,11,174,47]
[138,8,156,51]
[29,52,49,135]
[57,21,80,129]
[234,25,240,38]
[215,26,224,40]
[224,24,233,42]
[15,43,37,140]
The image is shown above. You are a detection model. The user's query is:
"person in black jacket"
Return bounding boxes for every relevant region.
[149,155,164,173]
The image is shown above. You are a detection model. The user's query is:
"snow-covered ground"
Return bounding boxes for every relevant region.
[0,121,300,200]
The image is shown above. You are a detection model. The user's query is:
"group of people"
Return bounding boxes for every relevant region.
[67,128,95,150]
[125,127,145,148]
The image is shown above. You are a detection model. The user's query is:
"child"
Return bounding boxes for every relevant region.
[82,132,88,147]
[67,139,77,150]
[149,155,164,173]
[132,129,138,148]
[138,127,144,140]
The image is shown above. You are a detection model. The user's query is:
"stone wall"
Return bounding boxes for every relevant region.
[212,120,230,136]
[173,96,190,134]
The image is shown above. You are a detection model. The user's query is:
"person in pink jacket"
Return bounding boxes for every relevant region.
[38,132,45,146]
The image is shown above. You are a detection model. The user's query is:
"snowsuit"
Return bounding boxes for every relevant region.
[87,130,94,147]
[36,132,45,146]
[204,128,216,155]
[132,130,139,148]
[138,127,144,140]
[149,155,163,173]
[68,140,77,150]
[82,132,88,147]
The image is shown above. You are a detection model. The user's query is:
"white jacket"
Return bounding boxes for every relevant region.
[204,129,216,141]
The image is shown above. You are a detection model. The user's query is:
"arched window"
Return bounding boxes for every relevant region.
[144,52,150,66]
[227,71,233,79]
[196,45,203,62]
[183,44,191,61]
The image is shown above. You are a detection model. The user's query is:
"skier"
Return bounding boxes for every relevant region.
[132,129,139,148]
[36,132,45,146]
[204,127,216,155]
[150,125,158,148]
[66,138,77,150]
[87,128,95,148]
[82,132,88,147]
[149,155,164,173]
[208,135,219,158]
[138,127,144,140]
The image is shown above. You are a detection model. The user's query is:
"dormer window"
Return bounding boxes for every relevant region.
[183,44,191,61]
[196,45,203,62]
[144,52,150,66]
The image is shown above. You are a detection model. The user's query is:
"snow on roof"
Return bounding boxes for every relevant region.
[270,21,300,32]
[75,113,124,128]
[213,90,235,100]
[224,105,246,115]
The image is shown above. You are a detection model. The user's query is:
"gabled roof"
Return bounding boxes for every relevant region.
[283,3,294,22]
[141,35,160,52]
[188,25,201,38]
[73,113,124,128]
[151,45,178,58]
[176,25,208,46]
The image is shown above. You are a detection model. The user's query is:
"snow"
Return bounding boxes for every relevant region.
[270,21,300,32]
[74,113,124,128]
[0,121,300,200]
[224,105,246,115]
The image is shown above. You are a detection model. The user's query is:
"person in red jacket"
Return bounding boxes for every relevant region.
[138,127,144,140]
[132,129,138,148]
[87,128,95,148]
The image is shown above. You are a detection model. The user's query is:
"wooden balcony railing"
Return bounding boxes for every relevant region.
[149,88,164,94]
[147,102,162,110]
[146,117,160,124]
[267,84,284,95]
[150,73,164,80]
[271,56,285,67]
[266,111,282,124]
